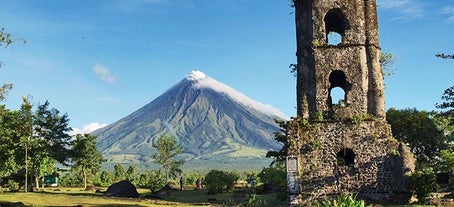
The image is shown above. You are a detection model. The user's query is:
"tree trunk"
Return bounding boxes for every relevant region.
[83,168,87,190]
[25,143,28,193]
[35,175,40,190]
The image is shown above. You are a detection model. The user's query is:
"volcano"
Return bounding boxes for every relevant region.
[92,71,286,169]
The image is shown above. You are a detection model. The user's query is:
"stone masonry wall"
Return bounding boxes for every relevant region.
[286,117,415,204]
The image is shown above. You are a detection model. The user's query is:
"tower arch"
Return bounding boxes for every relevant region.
[324,9,349,45]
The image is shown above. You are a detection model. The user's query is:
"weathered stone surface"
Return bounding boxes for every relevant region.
[289,0,415,205]
[287,118,415,204]
[104,180,139,198]
[294,0,385,119]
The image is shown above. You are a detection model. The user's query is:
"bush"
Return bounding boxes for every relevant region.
[409,167,438,204]
[317,194,370,207]
[93,170,113,187]
[148,170,167,193]
[257,166,286,187]
[58,171,82,187]
[204,170,239,194]
[7,180,19,192]
[242,193,267,207]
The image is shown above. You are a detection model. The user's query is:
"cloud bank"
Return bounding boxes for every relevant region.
[377,0,425,21]
[442,6,454,23]
[94,64,115,84]
[71,122,108,136]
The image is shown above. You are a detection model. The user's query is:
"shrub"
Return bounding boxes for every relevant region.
[7,180,19,192]
[242,193,267,207]
[204,170,239,194]
[409,167,438,204]
[137,173,151,188]
[93,170,113,187]
[148,169,167,193]
[317,194,370,207]
[257,166,286,187]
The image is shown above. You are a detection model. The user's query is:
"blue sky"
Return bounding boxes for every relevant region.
[0,0,453,133]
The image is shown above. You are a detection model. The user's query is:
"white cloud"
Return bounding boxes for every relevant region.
[94,64,115,84]
[442,6,454,23]
[377,0,425,21]
[187,70,288,120]
[378,0,411,9]
[70,122,108,136]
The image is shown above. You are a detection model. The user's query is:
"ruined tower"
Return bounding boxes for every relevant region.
[286,0,415,205]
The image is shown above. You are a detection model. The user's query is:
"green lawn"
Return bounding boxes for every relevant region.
[0,187,284,207]
[0,187,209,207]
[0,187,447,207]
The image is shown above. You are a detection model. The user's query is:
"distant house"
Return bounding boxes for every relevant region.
[44,173,58,187]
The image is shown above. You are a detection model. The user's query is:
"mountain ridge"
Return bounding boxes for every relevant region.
[93,71,285,169]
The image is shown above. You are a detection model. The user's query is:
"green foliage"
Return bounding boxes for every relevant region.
[380,52,396,77]
[204,170,239,194]
[0,27,24,100]
[94,170,113,187]
[137,172,151,188]
[72,134,104,188]
[113,164,127,182]
[0,28,13,48]
[257,166,286,187]
[439,149,454,173]
[436,53,454,59]
[151,134,185,180]
[7,180,19,192]
[409,167,438,204]
[241,193,267,207]
[58,170,83,187]
[266,119,289,164]
[437,85,454,117]
[0,106,21,177]
[148,169,167,193]
[387,108,448,166]
[126,164,139,184]
[317,194,370,207]
[184,172,204,187]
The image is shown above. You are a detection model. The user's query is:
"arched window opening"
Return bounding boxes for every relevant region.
[330,87,345,106]
[324,9,349,45]
[337,148,355,166]
[327,32,342,45]
[328,70,349,108]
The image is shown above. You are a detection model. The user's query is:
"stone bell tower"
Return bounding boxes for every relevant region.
[286,0,415,205]
[295,0,385,119]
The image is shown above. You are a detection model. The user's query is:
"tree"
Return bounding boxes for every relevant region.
[1,27,24,101]
[0,28,14,100]
[126,164,138,184]
[113,164,127,182]
[436,53,454,59]
[150,134,185,181]
[26,101,72,189]
[19,96,33,192]
[97,170,114,187]
[386,108,448,167]
[437,86,454,117]
[266,119,289,165]
[72,134,104,189]
[0,105,21,178]
[380,52,396,77]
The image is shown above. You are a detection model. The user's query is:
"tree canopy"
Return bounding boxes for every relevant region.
[71,133,104,189]
[386,108,449,167]
[150,134,185,180]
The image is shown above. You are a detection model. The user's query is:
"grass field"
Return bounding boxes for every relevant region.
[0,187,445,207]
[0,187,285,207]
[0,187,207,207]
